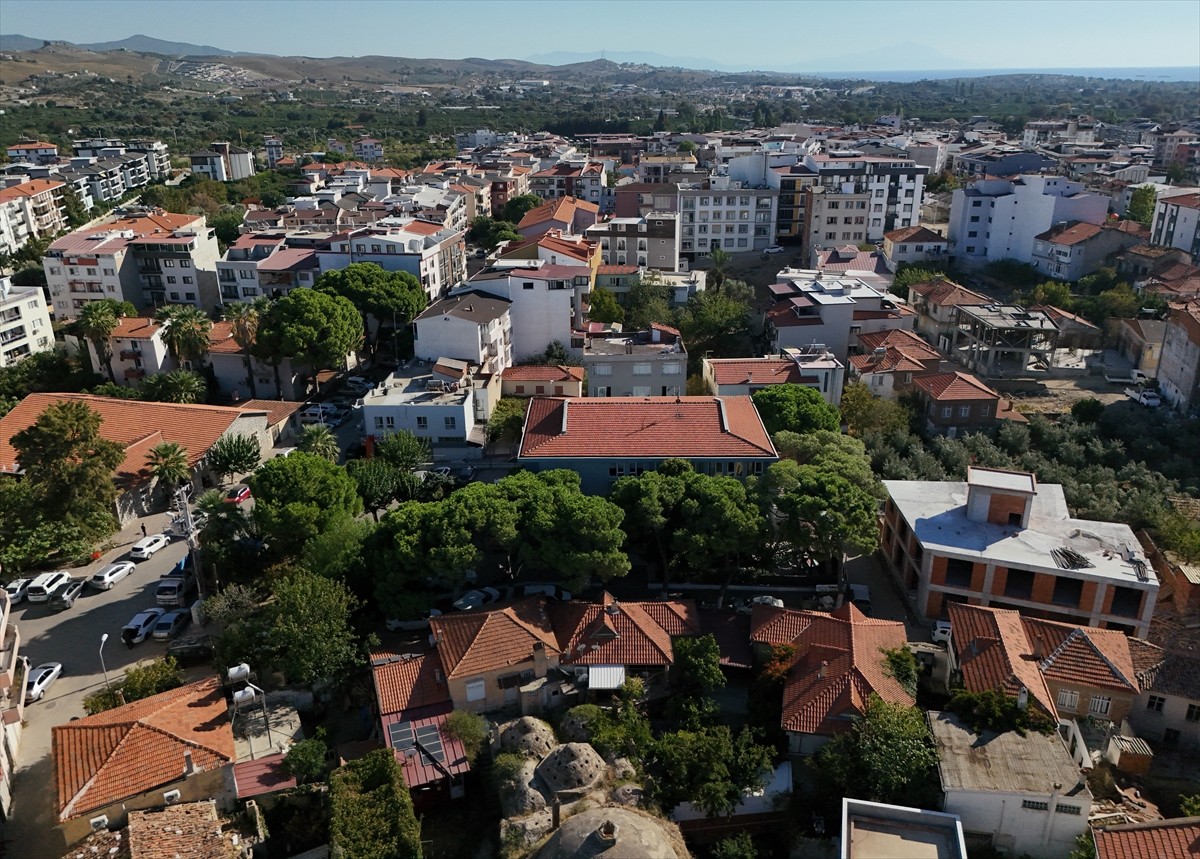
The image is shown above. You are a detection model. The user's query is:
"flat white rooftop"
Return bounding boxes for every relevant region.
[967,466,1036,495]
[884,479,1153,584]
[842,799,967,859]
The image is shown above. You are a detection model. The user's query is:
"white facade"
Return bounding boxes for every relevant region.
[264,137,284,169]
[319,223,467,303]
[466,262,589,360]
[678,179,778,257]
[412,291,513,373]
[949,176,1109,265]
[0,179,66,257]
[0,277,53,368]
[1150,189,1200,262]
[43,232,136,319]
[84,317,173,386]
[359,376,479,447]
[353,138,385,161]
[6,142,58,164]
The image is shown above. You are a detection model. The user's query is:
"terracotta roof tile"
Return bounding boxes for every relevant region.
[912,371,999,401]
[1034,221,1105,245]
[501,365,586,383]
[518,396,777,461]
[550,594,699,667]
[111,316,162,339]
[750,603,912,736]
[0,178,64,202]
[908,279,991,307]
[1094,817,1200,859]
[237,399,302,427]
[371,651,451,715]
[708,358,809,386]
[430,598,559,679]
[947,602,1057,717]
[53,677,234,819]
[233,753,297,799]
[1132,646,1195,698]
[884,225,948,244]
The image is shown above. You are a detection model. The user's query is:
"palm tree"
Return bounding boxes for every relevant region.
[156,306,213,368]
[297,424,340,462]
[708,248,731,293]
[78,301,120,383]
[145,441,191,493]
[224,298,268,399]
[142,369,207,404]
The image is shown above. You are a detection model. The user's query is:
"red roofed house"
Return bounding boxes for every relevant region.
[370,650,470,808]
[6,140,59,164]
[0,392,275,521]
[500,364,585,398]
[849,329,946,399]
[516,196,599,239]
[881,225,949,272]
[703,347,846,405]
[1030,220,1147,281]
[81,316,172,386]
[517,395,778,493]
[911,371,1026,437]
[1159,300,1200,412]
[0,178,66,257]
[905,277,991,351]
[946,602,1152,729]
[1093,816,1200,859]
[52,677,235,845]
[749,602,913,754]
[529,161,606,204]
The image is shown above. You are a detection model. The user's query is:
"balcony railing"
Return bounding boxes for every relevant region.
[119,348,142,360]
[0,327,27,345]
[124,367,146,380]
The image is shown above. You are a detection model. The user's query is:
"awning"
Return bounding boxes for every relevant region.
[587,665,626,690]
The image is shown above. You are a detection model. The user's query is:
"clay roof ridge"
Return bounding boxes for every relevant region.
[1042,626,1134,689]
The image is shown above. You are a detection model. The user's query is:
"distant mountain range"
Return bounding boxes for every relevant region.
[0,33,237,56]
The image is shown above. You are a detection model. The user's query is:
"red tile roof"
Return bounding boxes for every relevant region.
[912,371,999,401]
[518,396,777,461]
[1034,221,1104,245]
[430,598,559,679]
[501,365,586,383]
[707,358,809,386]
[597,264,640,275]
[237,398,302,427]
[884,225,948,244]
[908,279,991,307]
[0,178,64,202]
[1162,192,1200,210]
[517,196,598,230]
[53,677,234,819]
[549,593,699,667]
[750,603,912,736]
[111,316,162,340]
[371,651,451,715]
[0,393,263,486]
[1094,817,1200,859]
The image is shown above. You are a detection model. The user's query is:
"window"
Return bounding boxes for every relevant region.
[103,268,114,276]
[958,406,971,418]
[522,281,535,290]
[1021,800,1049,811]
[444,417,457,430]
[163,259,175,267]
[940,406,952,418]
[1004,569,1035,600]
[374,416,385,430]
[1187,704,1200,723]
[593,363,612,376]
[945,558,973,588]
[1089,695,1112,717]
[1052,577,1083,608]
[1057,689,1079,711]
[1146,695,1166,713]
[384,416,395,429]
[182,276,193,284]
[1056,804,1081,816]
[169,292,180,300]
[465,679,485,702]
[185,292,195,301]
[632,386,651,396]
[416,416,428,429]
[166,276,177,284]
[180,260,190,268]
[1163,728,1181,745]
[662,362,681,375]
[632,363,652,376]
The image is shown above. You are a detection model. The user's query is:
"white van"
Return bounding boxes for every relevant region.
[26,570,72,603]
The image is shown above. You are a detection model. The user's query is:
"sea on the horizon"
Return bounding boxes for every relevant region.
[809,66,1199,83]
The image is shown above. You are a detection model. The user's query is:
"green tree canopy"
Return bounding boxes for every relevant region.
[206,433,261,483]
[758,459,881,558]
[77,299,131,384]
[140,368,208,404]
[648,726,773,818]
[255,289,362,393]
[499,193,544,224]
[297,424,340,461]
[329,749,421,859]
[587,286,625,324]
[248,451,362,557]
[346,457,401,520]
[1127,185,1157,226]
[374,429,430,471]
[486,397,527,443]
[314,262,427,353]
[839,382,911,438]
[752,384,841,436]
[145,440,191,490]
[155,305,213,365]
[675,290,752,361]
[267,569,360,683]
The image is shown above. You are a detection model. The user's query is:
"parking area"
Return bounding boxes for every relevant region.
[4,516,199,858]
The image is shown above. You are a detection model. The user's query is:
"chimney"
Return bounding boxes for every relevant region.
[818,660,828,679]
[532,641,548,678]
[183,750,197,777]
[1033,635,1045,660]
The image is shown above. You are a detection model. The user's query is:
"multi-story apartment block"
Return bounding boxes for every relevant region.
[73,138,170,179]
[949,176,1109,266]
[1150,190,1200,263]
[636,153,698,184]
[188,142,255,182]
[359,368,482,452]
[413,290,513,374]
[0,178,66,256]
[353,137,385,162]
[216,233,319,303]
[1157,301,1200,412]
[582,325,687,397]
[0,276,53,368]
[678,179,778,258]
[318,221,467,303]
[467,261,590,359]
[586,213,680,270]
[44,211,220,319]
[5,141,58,165]
[264,136,284,169]
[0,588,26,820]
[1021,117,1097,149]
[529,162,606,204]
[880,467,1158,637]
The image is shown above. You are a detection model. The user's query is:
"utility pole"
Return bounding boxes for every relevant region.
[174,483,204,601]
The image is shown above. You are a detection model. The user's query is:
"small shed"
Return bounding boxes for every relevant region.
[1105,734,1154,776]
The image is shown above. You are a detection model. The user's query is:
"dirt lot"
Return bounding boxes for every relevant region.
[998,375,1132,415]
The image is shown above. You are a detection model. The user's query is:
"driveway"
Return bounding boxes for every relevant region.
[844,552,931,642]
[3,520,193,858]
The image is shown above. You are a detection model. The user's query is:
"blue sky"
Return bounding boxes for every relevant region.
[4,0,1199,72]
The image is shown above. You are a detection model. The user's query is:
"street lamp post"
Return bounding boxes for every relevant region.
[99,634,111,689]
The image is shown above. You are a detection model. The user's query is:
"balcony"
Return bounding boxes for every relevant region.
[124,367,146,380]
[0,327,27,345]
[119,348,142,360]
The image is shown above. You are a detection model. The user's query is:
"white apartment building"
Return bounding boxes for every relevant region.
[6,141,59,164]
[318,221,467,303]
[73,138,171,179]
[189,142,256,182]
[0,179,66,256]
[264,136,284,169]
[582,326,687,398]
[1150,189,1200,262]
[678,178,778,258]
[44,212,221,319]
[83,316,173,386]
[216,234,319,303]
[358,372,482,452]
[383,183,468,234]
[353,137,385,161]
[412,290,513,374]
[466,261,589,360]
[0,276,53,368]
[948,175,1109,266]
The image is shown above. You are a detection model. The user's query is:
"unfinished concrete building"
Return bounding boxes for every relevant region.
[953,304,1059,378]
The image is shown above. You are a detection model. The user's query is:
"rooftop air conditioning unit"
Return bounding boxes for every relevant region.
[163,789,182,804]
[90,815,109,831]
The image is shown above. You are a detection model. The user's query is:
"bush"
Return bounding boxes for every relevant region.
[82,657,184,714]
[882,647,920,696]
[945,688,1056,736]
[329,749,421,859]
[283,735,329,784]
[443,710,488,762]
[493,752,526,786]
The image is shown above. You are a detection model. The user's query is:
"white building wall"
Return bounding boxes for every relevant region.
[414,314,488,365]
[942,788,1089,859]
[361,392,476,443]
[0,279,53,367]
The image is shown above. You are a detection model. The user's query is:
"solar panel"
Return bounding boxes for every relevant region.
[388,721,414,749]
[415,724,446,764]
[389,721,447,765]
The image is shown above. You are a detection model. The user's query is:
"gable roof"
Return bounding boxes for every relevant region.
[908,279,992,307]
[501,365,586,383]
[912,371,999,401]
[416,290,511,325]
[0,178,64,202]
[517,196,599,230]
[53,677,235,819]
[549,593,699,667]
[1034,221,1104,245]
[884,225,948,244]
[1094,816,1200,859]
[750,603,912,736]
[430,598,558,679]
[706,358,811,387]
[0,393,266,486]
[518,396,777,461]
[371,651,451,715]
[1133,648,1199,700]
[110,316,162,340]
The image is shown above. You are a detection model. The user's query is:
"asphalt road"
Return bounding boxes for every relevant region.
[4,525,193,859]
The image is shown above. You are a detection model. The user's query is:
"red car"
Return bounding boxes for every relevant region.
[223,484,252,504]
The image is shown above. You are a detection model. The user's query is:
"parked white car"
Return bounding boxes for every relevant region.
[4,578,31,605]
[932,620,952,645]
[130,534,170,560]
[453,587,501,611]
[90,561,136,591]
[122,608,166,646]
[25,662,63,703]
